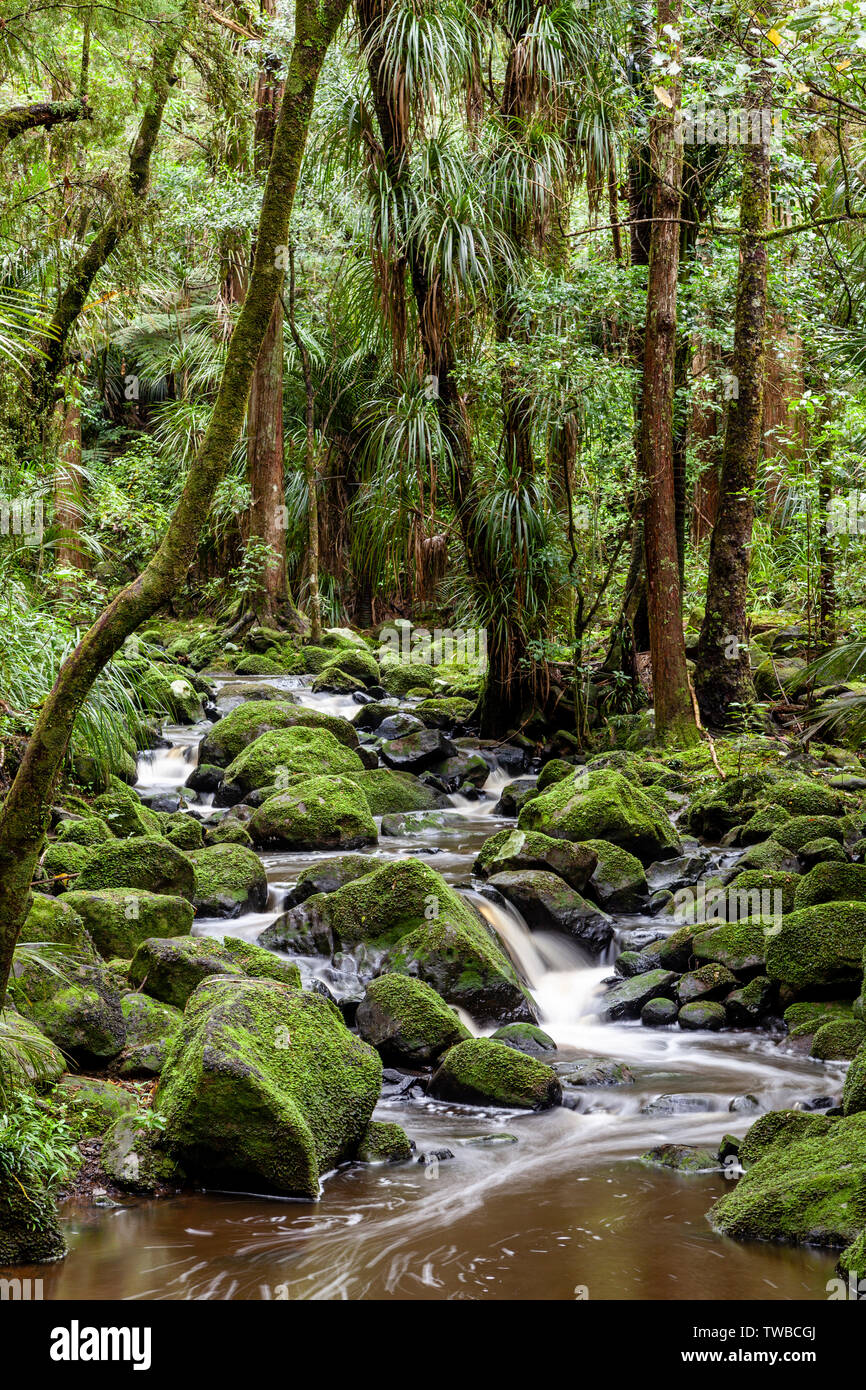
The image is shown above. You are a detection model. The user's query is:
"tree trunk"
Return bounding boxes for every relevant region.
[636,0,698,745]
[694,76,771,726]
[287,246,322,642]
[53,373,88,582]
[0,0,350,1006]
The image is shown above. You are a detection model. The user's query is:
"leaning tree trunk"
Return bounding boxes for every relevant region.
[694,75,771,726]
[0,0,350,1006]
[636,0,698,746]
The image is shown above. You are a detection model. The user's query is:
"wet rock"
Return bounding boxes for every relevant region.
[641,1143,721,1173]
[376,713,424,740]
[473,828,597,894]
[594,969,678,1022]
[646,855,707,893]
[356,1121,413,1164]
[641,997,678,1027]
[429,1037,561,1110]
[486,870,613,954]
[381,730,457,772]
[558,1057,635,1086]
[493,778,539,816]
[678,1000,726,1031]
[491,1023,557,1056]
[282,854,383,908]
[355,973,470,1066]
[676,963,737,1006]
[641,1093,716,1116]
[615,950,657,978]
[729,1093,762,1113]
[724,975,775,1027]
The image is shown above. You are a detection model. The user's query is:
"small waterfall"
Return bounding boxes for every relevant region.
[136,741,197,789]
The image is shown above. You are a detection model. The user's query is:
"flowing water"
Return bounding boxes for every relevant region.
[38,677,848,1300]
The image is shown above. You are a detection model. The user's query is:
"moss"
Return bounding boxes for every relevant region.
[101,1114,185,1193]
[54,1074,138,1139]
[187,843,268,917]
[692,918,769,977]
[12,960,125,1064]
[345,767,448,815]
[55,816,114,848]
[37,840,91,891]
[220,937,302,987]
[490,1022,556,1055]
[200,699,358,767]
[128,934,246,1007]
[380,655,436,695]
[356,973,470,1064]
[162,814,204,851]
[75,836,195,899]
[18,893,95,959]
[766,902,866,993]
[740,805,792,842]
[204,820,253,848]
[517,768,682,864]
[93,783,162,838]
[838,1228,866,1281]
[62,888,194,958]
[678,1000,726,1030]
[709,1110,866,1249]
[843,1045,866,1116]
[473,828,597,893]
[798,837,848,866]
[429,1037,561,1109]
[773,816,844,853]
[0,1009,66,1090]
[118,991,183,1076]
[414,697,476,728]
[0,1178,66,1264]
[356,1120,413,1164]
[155,976,381,1196]
[641,1143,721,1173]
[737,838,797,872]
[321,646,380,684]
[728,870,801,915]
[793,862,866,911]
[222,725,364,794]
[536,759,574,792]
[784,999,851,1032]
[811,1017,866,1061]
[234,653,284,675]
[261,858,533,1023]
[583,838,647,908]
[297,643,339,673]
[248,775,377,851]
[762,779,845,818]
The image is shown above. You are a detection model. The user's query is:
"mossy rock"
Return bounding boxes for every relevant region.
[204,820,253,848]
[92,784,162,839]
[739,805,792,844]
[490,1022,556,1056]
[320,627,372,652]
[798,837,848,869]
[17,893,96,960]
[413,697,477,729]
[248,775,377,852]
[843,1044,866,1116]
[728,870,801,916]
[773,816,845,853]
[765,903,866,993]
[709,1109,866,1247]
[55,816,114,848]
[737,838,798,873]
[380,656,436,696]
[62,888,194,959]
[13,959,125,1064]
[676,962,737,1005]
[155,976,381,1196]
[114,657,205,722]
[784,999,851,1034]
[678,1000,726,1030]
[583,838,648,911]
[76,837,195,899]
[838,1227,866,1282]
[37,840,91,892]
[118,991,184,1076]
[234,653,284,676]
[320,646,380,685]
[536,759,574,793]
[594,969,678,1022]
[811,1017,866,1061]
[283,854,384,907]
[429,1037,561,1110]
[793,862,866,911]
[162,814,204,851]
[762,779,845,818]
[473,828,597,894]
[261,858,534,1023]
[356,1120,413,1164]
[54,1074,138,1139]
[101,1114,185,1194]
[311,667,366,694]
[297,643,341,673]
[0,1178,66,1264]
[187,843,268,918]
[356,973,470,1065]
[517,769,682,865]
[199,699,358,767]
[692,918,769,978]
[345,767,450,816]
[127,934,245,1008]
[641,1143,721,1173]
[222,726,364,796]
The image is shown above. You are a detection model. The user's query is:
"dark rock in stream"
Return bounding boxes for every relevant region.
[641,1143,722,1173]
[493,778,539,816]
[381,730,457,772]
[486,870,613,954]
[594,969,679,1022]
[641,997,678,1026]
[186,763,225,795]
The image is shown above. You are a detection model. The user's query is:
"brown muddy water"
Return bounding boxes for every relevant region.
[10,676,848,1301]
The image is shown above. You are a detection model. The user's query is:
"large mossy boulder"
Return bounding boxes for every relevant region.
[691,918,769,978]
[709,1109,866,1249]
[199,700,358,767]
[380,655,435,696]
[62,888,194,958]
[155,976,381,1196]
[843,1045,866,1116]
[283,855,383,907]
[517,769,681,864]
[0,1009,66,1090]
[187,843,269,918]
[221,726,364,796]
[429,1037,561,1109]
[76,837,195,899]
[118,991,184,1076]
[346,768,450,815]
[485,869,613,954]
[92,782,162,839]
[582,839,648,912]
[259,858,534,1023]
[319,647,380,686]
[55,1074,138,1138]
[13,959,125,1064]
[128,935,242,1007]
[248,775,377,851]
[793,862,866,911]
[17,893,96,959]
[473,828,597,894]
[356,973,470,1065]
[765,903,866,994]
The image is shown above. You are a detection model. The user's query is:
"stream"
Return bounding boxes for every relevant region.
[41,675,847,1300]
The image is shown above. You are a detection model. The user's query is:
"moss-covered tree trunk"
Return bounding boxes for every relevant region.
[694,76,771,726]
[637,0,698,745]
[0,0,350,1007]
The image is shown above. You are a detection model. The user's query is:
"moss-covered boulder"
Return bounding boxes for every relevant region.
[763,779,845,818]
[0,1177,66,1264]
[793,861,866,911]
[728,869,801,916]
[709,1109,866,1249]
[692,918,769,978]
[582,839,648,912]
[345,768,450,816]
[203,819,253,848]
[356,1120,413,1164]
[62,888,194,958]
[843,1045,866,1116]
[517,769,682,864]
[429,1037,561,1109]
[320,647,380,686]
[17,893,96,960]
[414,697,477,730]
[490,1022,556,1056]
[221,726,364,796]
[356,973,470,1065]
[118,991,184,1076]
[380,656,435,696]
[55,1074,138,1138]
[772,815,844,853]
[811,1017,866,1061]
[127,935,245,1007]
[76,837,195,899]
[765,903,866,993]
[187,843,268,918]
[737,838,798,873]
[283,854,383,907]
[13,959,125,1064]
[155,976,381,1196]
[248,775,377,852]
[473,828,597,894]
[199,699,359,767]
[678,1000,726,1030]
[594,969,678,1022]
[92,783,162,839]
[260,858,534,1023]
[55,815,114,848]
[0,1008,66,1090]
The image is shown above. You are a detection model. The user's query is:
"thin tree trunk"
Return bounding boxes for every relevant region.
[694,75,771,726]
[287,246,322,642]
[636,0,698,745]
[0,97,90,153]
[53,372,88,581]
[0,0,350,1006]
